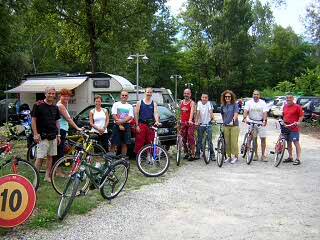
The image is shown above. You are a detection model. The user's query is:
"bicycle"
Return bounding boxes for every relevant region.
[175,121,193,166]
[51,130,107,196]
[197,122,215,165]
[215,122,225,168]
[270,119,296,167]
[0,136,40,190]
[57,144,129,220]
[240,120,263,165]
[136,124,170,177]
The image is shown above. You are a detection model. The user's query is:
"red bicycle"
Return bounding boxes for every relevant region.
[0,137,39,190]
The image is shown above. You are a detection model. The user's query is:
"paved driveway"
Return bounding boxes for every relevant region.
[7,117,320,240]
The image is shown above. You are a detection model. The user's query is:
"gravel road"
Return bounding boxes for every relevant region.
[6,117,320,240]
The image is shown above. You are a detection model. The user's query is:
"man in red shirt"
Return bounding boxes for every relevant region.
[180,89,196,160]
[282,94,304,165]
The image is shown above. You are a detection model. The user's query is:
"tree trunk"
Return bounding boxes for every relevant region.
[85,0,98,73]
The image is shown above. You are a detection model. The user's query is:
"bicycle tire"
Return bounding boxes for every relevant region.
[274,139,285,167]
[0,158,40,191]
[216,138,224,168]
[136,144,170,177]
[51,155,90,196]
[203,138,210,165]
[57,174,80,220]
[176,135,182,166]
[246,136,255,165]
[100,160,129,200]
[241,133,248,158]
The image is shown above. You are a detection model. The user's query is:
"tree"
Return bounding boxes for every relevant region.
[305,0,320,44]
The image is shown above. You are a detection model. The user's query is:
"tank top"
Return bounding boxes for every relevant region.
[139,100,155,122]
[57,101,69,131]
[90,108,108,133]
[180,100,192,122]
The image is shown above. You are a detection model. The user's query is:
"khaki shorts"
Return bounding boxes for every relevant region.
[254,126,267,138]
[36,138,57,159]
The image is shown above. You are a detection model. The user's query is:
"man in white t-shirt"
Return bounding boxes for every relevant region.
[110,91,134,155]
[195,93,215,160]
[243,90,268,161]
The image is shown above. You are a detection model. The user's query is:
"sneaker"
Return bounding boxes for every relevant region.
[293,159,301,165]
[230,157,238,164]
[261,155,268,162]
[253,154,259,161]
[183,154,190,160]
[224,157,231,163]
[283,157,293,163]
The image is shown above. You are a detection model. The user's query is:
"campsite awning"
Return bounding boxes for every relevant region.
[5,76,88,93]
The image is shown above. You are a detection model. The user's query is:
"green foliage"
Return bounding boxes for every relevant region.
[295,66,320,96]
[274,80,295,92]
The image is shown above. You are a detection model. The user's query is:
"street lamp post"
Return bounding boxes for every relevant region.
[170,75,182,103]
[127,53,149,100]
[184,82,193,89]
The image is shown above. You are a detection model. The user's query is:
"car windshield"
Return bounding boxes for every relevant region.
[158,106,174,119]
[128,92,164,104]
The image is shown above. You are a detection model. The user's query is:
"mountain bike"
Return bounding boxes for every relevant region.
[215,122,225,168]
[0,137,39,190]
[51,130,107,196]
[198,123,214,165]
[240,120,263,165]
[270,119,296,167]
[176,121,193,166]
[57,144,129,220]
[136,124,169,177]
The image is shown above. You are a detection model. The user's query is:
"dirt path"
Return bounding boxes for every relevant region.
[6,117,320,240]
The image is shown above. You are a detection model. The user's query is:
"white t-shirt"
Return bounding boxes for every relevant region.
[197,101,213,125]
[90,108,108,133]
[111,101,134,121]
[244,99,268,121]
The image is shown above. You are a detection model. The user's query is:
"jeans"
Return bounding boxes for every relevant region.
[196,125,214,156]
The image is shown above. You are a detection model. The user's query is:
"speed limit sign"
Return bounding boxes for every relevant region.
[0,174,36,228]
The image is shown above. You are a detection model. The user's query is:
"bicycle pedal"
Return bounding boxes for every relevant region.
[269,151,275,154]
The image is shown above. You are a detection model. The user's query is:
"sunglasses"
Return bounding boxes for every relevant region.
[224,96,231,98]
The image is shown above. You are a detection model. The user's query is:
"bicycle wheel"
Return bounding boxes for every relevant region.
[241,133,248,158]
[216,138,225,168]
[86,142,108,165]
[51,156,90,196]
[136,144,170,177]
[274,139,285,167]
[202,138,210,165]
[246,136,255,165]
[100,160,129,200]
[176,135,182,166]
[57,174,80,220]
[0,158,40,191]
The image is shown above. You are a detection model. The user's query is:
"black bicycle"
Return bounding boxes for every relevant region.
[57,142,129,220]
[240,120,263,165]
[215,122,225,167]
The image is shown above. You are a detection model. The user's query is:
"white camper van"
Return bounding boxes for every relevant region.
[6,72,135,116]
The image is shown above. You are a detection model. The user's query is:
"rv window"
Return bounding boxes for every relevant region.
[93,79,110,88]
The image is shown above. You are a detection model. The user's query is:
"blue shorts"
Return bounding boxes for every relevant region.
[111,124,131,146]
[286,132,300,142]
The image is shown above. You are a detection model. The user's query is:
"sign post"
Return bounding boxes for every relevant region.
[0,174,36,228]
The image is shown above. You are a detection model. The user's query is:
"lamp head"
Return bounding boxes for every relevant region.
[142,55,149,64]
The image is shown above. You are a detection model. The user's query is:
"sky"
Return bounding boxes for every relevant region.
[166,0,314,35]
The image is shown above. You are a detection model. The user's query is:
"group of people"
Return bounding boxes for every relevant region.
[31,87,161,182]
[178,89,304,166]
[30,86,304,181]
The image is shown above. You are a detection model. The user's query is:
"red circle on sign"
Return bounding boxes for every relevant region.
[0,174,36,228]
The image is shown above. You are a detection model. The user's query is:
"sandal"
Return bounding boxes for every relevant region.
[293,159,301,165]
[283,157,293,163]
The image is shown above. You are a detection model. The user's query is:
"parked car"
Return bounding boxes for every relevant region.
[296,96,320,120]
[211,100,221,113]
[0,98,19,125]
[270,100,285,117]
[72,103,177,154]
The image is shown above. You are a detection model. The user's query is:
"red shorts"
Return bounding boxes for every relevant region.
[180,122,195,146]
[134,123,155,153]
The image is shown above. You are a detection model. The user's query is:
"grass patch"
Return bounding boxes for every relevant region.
[0,140,184,236]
